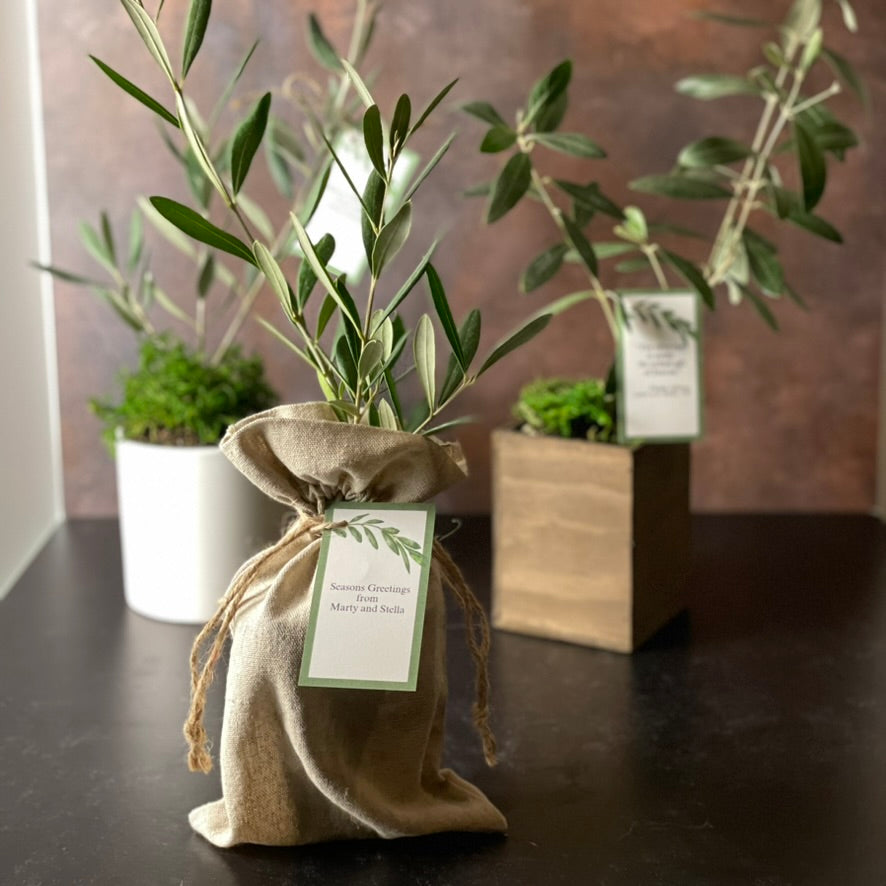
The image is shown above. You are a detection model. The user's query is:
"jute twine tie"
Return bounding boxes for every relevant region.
[183,513,498,775]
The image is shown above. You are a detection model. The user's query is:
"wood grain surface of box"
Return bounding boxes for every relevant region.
[491,429,690,652]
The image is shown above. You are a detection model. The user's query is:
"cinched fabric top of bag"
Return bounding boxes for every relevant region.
[221,402,468,514]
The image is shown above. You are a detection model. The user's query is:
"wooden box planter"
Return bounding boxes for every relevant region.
[491,429,690,653]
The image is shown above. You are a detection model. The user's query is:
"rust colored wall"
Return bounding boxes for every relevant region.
[37,0,885,515]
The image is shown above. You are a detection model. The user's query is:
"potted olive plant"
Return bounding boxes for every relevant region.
[40,2,384,623]
[465,0,865,651]
[107,0,555,849]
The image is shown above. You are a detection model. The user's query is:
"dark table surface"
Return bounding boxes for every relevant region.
[2,515,885,886]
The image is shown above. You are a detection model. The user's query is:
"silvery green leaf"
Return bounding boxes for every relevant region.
[358,339,384,380]
[78,221,117,277]
[630,173,732,199]
[521,243,568,293]
[181,0,212,79]
[137,195,195,257]
[403,133,455,204]
[119,0,175,84]
[175,93,228,201]
[675,74,760,100]
[820,47,868,107]
[783,0,821,41]
[836,0,858,32]
[371,202,412,276]
[253,242,291,312]
[461,101,507,127]
[341,59,374,108]
[410,79,458,137]
[413,314,436,409]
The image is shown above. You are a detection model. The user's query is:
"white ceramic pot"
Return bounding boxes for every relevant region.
[115,439,284,624]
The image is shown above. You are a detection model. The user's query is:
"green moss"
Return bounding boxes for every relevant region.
[91,336,277,452]
[514,378,616,442]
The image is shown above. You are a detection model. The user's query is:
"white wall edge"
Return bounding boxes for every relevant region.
[0,521,59,600]
[26,0,65,525]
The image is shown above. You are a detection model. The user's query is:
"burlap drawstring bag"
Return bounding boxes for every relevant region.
[184,403,507,848]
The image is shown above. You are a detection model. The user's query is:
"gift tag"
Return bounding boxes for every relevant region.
[303,129,419,283]
[299,502,436,691]
[616,290,703,443]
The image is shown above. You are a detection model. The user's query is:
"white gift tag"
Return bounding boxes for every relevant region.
[616,290,703,443]
[303,130,419,283]
[299,502,436,691]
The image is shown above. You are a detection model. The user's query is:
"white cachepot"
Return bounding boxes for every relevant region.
[115,439,284,624]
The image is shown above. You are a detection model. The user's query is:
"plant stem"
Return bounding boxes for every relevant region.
[528,167,619,341]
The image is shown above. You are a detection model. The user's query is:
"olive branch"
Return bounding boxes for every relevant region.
[330,514,424,574]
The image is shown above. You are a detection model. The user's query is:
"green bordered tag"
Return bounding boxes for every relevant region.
[299,502,436,692]
[302,129,419,284]
[615,289,704,444]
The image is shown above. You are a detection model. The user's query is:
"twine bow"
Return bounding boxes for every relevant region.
[183,513,497,774]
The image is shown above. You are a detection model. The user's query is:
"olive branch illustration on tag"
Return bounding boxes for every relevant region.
[331,514,424,574]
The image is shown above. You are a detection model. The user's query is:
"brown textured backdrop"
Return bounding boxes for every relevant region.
[37,0,885,516]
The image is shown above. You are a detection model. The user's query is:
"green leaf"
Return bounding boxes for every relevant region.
[175,93,227,200]
[403,132,456,204]
[794,121,826,210]
[554,180,623,219]
[525,60,572,128]
[358,339,384,380]
[743,230,784,295]
[784,0,821,40]
[480,126,517,153]
[362,105,386,177]
[209,39,259,127]
[594,242,638,260]
[128,209,145,270]
[477,314,552,377]
[678,136,753,168]
[364,527,380,548]
[376,239,438,326]
[237,192,274,241]
[689,11,768,26]
[534,89,568,133]
[120,0,175,83]
[137,195,196,257]
[334,333,359,392]
[181,0,211,79]
[836,0,858,32]
[461,101,507,128]
[439,309,481,404]
[230,92,271,194]
[377,399,399,430]
[521,243,569,293]
[785,209,842,242]
[32,263,105,288]
[89,56,179,128]
[372,202,412,276]
[426,264,465,369]
[421,416,476,437]
[196,253,214,298]
[99,212,117,267]
[614,205,648,243]
[487,152,532,223]
[413,314,436,409]
[149,197,256,265]
[253,241,291,311]
[530,132,606,158]
[361,170,385,264]
[675,74,760,100]
[390,94,411,154]
[341,59,374,108]
[307,13,342,71]
[630,173,732,200]
[821,47,868,108]
[410,78,459,137]
[316,293,337,337]
[743,285,780,330]
[562,215,598,276]
[661,250,715,307]
[530,290,593,321]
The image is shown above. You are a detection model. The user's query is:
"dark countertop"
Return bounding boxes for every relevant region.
[1,515,885,886]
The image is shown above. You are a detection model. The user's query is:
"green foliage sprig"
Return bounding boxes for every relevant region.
[92,336,276,450]
[108,0,553,435]
[514,378,615,442]
[467,0,864,336]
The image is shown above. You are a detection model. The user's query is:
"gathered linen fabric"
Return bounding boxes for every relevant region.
[185,403,507,848]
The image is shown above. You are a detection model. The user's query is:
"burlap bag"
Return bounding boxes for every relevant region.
[184,403,507,847]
